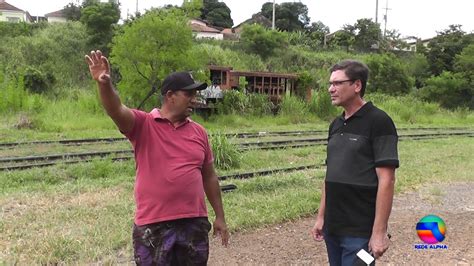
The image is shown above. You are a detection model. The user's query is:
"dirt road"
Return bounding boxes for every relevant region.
[209,182,474,265]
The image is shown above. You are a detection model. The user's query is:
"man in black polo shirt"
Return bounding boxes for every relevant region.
[311,60,399,265]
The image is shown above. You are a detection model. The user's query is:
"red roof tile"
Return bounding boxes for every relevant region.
[45,9,65,18]
[0,1,24,12]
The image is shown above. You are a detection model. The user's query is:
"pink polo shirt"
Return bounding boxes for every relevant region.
[124,108,214,226]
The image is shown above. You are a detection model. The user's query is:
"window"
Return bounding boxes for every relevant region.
[7,17,21,23]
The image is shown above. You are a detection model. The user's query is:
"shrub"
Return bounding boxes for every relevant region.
[278,95,309,123]
[418,71,472,109]
[365,53,414,95]
[308,90,338,121]
[23,66,55,94]
[246,93,273,117]
[209,131,241,170]
[216,90,247,115]
[0,77,28,113]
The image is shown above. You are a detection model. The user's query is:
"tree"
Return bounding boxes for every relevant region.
[380,29,408,51]
[455,43,474,100]
[240,24,287,60]
[182,0,203,19]
[200,0,233,28]
[260,2,310,31]
[365,53,413,95]
[419,71,472,109]
[110,8,207,107]
[80,1,120,54]
[404,53,430,89]
[63,2,81,21]
[352,18,381,51]
[328,26,355,51]
[305,21,330,47]
[425,25,471,76]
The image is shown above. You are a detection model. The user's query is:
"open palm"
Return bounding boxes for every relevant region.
[85,50,110,84]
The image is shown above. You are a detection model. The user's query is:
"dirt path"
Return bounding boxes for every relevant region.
[209,182,474,265]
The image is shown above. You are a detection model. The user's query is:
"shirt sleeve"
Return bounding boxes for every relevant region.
[371,112,399,168]
[123,109,147,142]
[202,129,214,165]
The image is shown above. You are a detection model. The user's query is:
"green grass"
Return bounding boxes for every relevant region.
[0,89,474,263]
[0,137,472,263]
[1,90,473,142]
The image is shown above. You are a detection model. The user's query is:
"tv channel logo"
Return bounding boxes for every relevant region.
[414,215,448,250]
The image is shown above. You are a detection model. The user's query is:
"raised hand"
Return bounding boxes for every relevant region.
[85,50,111,84]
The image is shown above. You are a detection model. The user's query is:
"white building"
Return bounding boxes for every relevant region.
[45,9,67,23]
[189,19,223,40]
[0,0,32,23]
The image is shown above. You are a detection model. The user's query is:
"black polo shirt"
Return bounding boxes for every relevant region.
[324,102,399,238]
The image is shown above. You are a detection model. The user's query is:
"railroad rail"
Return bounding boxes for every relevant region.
[1,131,472,172]
[0,127,470,149]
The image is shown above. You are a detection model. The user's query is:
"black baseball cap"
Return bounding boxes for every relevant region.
[161,71,208,95]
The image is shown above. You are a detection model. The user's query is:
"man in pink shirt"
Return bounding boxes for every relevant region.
[86,50,229,265]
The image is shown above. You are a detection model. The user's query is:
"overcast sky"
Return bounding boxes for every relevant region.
[7,0,474,39]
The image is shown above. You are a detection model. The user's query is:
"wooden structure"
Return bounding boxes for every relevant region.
[208,65,298,102]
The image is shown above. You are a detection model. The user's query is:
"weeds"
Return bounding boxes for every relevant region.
[209,131,241,170]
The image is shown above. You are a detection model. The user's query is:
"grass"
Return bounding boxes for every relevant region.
[0,91,473,263]
[0,136,472,263]
[2,90,472,143]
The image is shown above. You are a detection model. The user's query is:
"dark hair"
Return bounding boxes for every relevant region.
[330,60,369,97]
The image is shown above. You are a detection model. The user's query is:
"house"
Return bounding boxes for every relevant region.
[45,9,67,23]
[0,0,32,23]
[405,37,433,52]
[232,13,272,36]
[189,19,223,40]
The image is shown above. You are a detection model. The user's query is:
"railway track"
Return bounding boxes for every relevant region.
[0,127,469,149]
[1,131,472,172]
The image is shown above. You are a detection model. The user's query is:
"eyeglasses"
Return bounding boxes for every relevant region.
[329,79,355,87]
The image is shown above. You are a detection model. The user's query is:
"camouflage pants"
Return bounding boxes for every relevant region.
[133,217,211,266]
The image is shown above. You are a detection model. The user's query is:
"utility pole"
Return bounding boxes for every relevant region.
[383,0,391,37]
[375,0,379,24]
[272,0,276,30]
[135,0,139,14]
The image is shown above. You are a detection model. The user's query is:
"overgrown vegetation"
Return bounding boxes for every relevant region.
[209,131,241,170]
[0,1,473,263]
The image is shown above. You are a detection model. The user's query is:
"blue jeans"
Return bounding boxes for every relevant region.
[324,231,374,266]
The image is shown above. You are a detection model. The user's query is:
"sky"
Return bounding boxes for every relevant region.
[7,0,474,39]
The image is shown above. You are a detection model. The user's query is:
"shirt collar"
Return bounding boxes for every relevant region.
[339,101,373,121]
[151,108,191,127]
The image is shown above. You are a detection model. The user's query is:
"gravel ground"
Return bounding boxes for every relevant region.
[209,182,474,265]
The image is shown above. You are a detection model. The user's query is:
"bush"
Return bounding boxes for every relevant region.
[278,95,309,123]
[246,93,273,117]
[403,53,431,88]
[216,90,247,115]
[23,66,55,94]
[418,71,472,109]
[209,131,241,170]
[365,53,414,95]
[240,24,287,60]
[0,77,28,113]
[200,43,266,71]
[308,90,338,121]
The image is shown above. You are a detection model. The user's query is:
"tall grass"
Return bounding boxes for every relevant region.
[278,95,310,123]
[366,93,474,125]
[209,131,241,170]
[308,90,338,121]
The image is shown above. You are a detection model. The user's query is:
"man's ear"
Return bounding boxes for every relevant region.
[354,79,362,94]
[165,90,175,103]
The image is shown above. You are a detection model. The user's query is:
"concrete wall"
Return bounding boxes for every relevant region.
[0,10,26,22]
